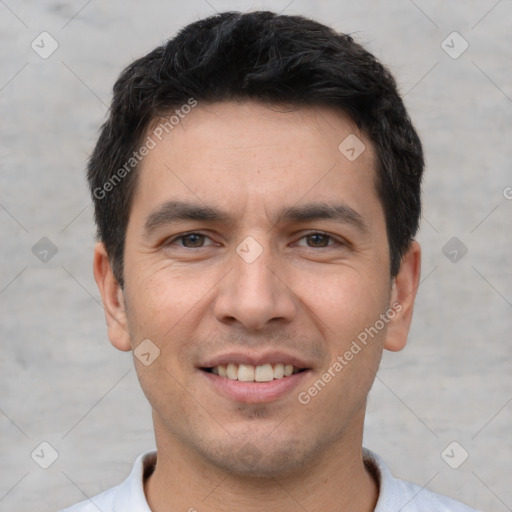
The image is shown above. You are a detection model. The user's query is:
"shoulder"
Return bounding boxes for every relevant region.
[59,485,117,512]
[58,450,157,512]
[363,448,481,512]
[391,477,481,512]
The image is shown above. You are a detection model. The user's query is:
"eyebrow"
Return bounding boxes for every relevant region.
[143,200,368,236]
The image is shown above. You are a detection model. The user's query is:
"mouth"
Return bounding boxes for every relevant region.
[201,363,307,382]
[198,354,312,403]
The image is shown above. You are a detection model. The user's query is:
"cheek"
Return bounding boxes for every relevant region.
[300,266,390,348]
[124,267,219,381]
[125,272,202,409]
[317,271,389,403]
[125,267,201,338]
[300,275,388,419]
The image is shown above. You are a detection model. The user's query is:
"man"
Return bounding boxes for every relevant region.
[62,10,479,512]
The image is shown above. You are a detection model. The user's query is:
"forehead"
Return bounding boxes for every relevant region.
[131,101,381,228]
[146,101,369,159]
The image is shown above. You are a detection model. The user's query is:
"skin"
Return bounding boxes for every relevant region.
[94,101,421,512]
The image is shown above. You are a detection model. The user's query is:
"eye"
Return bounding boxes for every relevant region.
[164,231,344,250]
[296,231,340,248]
[166,232,214,249]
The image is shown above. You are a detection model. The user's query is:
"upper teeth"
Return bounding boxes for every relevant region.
[210,363,300,382]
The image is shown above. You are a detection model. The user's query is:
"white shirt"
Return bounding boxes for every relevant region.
[60,449,480,511]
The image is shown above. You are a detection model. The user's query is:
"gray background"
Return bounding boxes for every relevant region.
[0,1,511,511]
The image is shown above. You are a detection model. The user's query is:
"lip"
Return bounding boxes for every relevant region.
[199,350,313,370]
[200,368,311,404]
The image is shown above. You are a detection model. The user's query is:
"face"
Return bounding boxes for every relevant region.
[95,101,420,478]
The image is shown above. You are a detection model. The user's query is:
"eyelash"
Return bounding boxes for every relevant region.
[165,231,343,249]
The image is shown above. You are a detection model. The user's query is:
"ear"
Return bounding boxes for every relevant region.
[93,241,132,352]
[383,240,421,352]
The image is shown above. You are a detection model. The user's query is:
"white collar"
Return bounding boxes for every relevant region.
[102,448,477,512]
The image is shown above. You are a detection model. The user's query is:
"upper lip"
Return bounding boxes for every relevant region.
[199,350,313,370]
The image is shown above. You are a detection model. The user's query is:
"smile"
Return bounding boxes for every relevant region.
[203,363,304,382]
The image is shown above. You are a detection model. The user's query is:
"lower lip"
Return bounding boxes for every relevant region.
[200,369,310,404]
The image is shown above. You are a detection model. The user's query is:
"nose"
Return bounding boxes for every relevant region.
[213,238,297,331]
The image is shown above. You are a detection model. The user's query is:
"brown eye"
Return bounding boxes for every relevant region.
[296,232,339,248]
[180,233,205,248]
[305,233,332,247]
[167,232,213,248]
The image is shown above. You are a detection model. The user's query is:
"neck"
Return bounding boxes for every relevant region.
[144,411,379,512]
